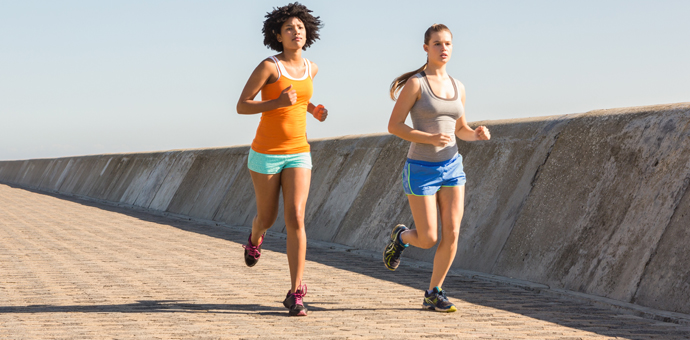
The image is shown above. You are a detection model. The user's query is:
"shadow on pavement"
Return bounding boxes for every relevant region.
[6,185,690,339]
[0,301,280,315]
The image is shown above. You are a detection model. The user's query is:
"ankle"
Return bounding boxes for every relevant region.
[397,231,409,247]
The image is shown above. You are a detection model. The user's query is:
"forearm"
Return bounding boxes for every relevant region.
[237,99,282,115]
[389,122,435,145]
[455,126,477,141]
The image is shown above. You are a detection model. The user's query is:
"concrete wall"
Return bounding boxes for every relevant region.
[2,102,689,315]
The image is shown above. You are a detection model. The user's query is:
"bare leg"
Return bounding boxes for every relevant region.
[429,186,464,289]
[400,194,439,249]
[280,167,311,293]
[249,170,281,246]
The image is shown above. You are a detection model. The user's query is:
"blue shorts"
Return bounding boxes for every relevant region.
[247,149,312,175]
[402,154,466,196]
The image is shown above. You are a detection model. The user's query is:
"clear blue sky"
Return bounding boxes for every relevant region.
[2,0,689,160]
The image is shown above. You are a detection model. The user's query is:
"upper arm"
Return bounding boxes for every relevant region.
[389,76,421,127]
[455,112,470,133]
[237,59,278,104]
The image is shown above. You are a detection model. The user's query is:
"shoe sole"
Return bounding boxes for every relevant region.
[382,244,398,271]
[422,302,457,313]
[383,224,407,271]
[289,309,308,316]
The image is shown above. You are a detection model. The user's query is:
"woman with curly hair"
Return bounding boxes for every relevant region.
[382,24,491,312]
[236,2,327,317]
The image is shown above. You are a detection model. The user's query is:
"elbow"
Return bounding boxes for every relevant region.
[236,102,247,115]
[387,123,397,135]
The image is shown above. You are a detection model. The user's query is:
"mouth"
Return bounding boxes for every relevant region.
[293,37,303,42]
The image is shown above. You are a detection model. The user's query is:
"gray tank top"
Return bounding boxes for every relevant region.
[407,72,465,162]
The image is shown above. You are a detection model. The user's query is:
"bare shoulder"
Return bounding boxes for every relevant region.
[404,74,422,95]
[398,74,422,102]
[405,74,422,90]
[253,57,279,83]
[257,57,278,72]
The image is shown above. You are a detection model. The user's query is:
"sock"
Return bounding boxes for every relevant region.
[397,231,409,247]
[426,289,434,296]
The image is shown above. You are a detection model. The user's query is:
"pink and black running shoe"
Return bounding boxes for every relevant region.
[242,233,264,267]
[283,284,308,316]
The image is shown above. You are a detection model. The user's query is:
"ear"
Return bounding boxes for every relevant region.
[423,44,429,53]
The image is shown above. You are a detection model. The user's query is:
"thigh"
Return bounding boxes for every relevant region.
[437,185,464,234]
[249,169,282,217]
[407,194,439,238]
[280,167,311,216]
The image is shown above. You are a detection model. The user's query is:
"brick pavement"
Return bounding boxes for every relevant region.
[1,183,689,340]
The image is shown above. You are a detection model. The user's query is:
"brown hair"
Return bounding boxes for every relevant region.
[389,24,452,100]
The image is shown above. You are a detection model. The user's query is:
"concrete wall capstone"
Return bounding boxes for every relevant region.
[2,102,689,316]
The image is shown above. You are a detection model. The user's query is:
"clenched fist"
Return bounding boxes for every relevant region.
[278,85,297,107]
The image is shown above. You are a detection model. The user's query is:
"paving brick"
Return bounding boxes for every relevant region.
[0,184,689,339]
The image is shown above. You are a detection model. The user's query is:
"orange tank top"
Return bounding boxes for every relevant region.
[251,56,313,154]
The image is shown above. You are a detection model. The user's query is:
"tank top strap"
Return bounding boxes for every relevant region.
[304,58,312,79]
[417,72,430,95]
[273,57,310,81]
[269,56,282,81]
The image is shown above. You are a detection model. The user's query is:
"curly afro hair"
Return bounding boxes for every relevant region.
[262,2,323,52]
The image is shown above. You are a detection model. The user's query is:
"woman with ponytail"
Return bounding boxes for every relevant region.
[383,24,491,312]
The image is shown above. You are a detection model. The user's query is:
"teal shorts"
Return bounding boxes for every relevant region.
[247,149,312,175]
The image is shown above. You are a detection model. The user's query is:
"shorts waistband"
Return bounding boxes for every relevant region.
[406,154,459,167]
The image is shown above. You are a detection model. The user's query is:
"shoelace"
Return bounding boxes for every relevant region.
[293,284,307,305]
[437,289,449,302]
[242,234,264,259]
[242,243,261,259]
[393,242,406,254]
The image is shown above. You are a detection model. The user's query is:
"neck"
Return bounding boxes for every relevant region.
[424,62,448,77]
[279,48,303,63]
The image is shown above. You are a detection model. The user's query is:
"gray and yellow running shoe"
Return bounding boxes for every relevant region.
[423,287,457,312]
[383,224,409,271]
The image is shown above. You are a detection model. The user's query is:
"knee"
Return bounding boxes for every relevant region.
[284,207,306,228]
[442,228,460,243]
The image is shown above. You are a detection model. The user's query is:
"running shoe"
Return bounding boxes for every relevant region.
[383,224,409,271]
[423,287,457,312]
[242,232,264,267]
[283,284,308,316]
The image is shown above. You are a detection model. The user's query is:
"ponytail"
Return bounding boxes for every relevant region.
[389,23,452,101]
[389,62,427,100]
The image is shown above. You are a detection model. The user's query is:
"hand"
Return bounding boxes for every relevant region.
[475,126,491,140]
[429,133,453,147]
[313,104,328,122]
[278,85,297,107]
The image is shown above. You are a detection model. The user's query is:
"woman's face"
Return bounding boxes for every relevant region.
[424,30,453,64]
[277,17,306,50]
